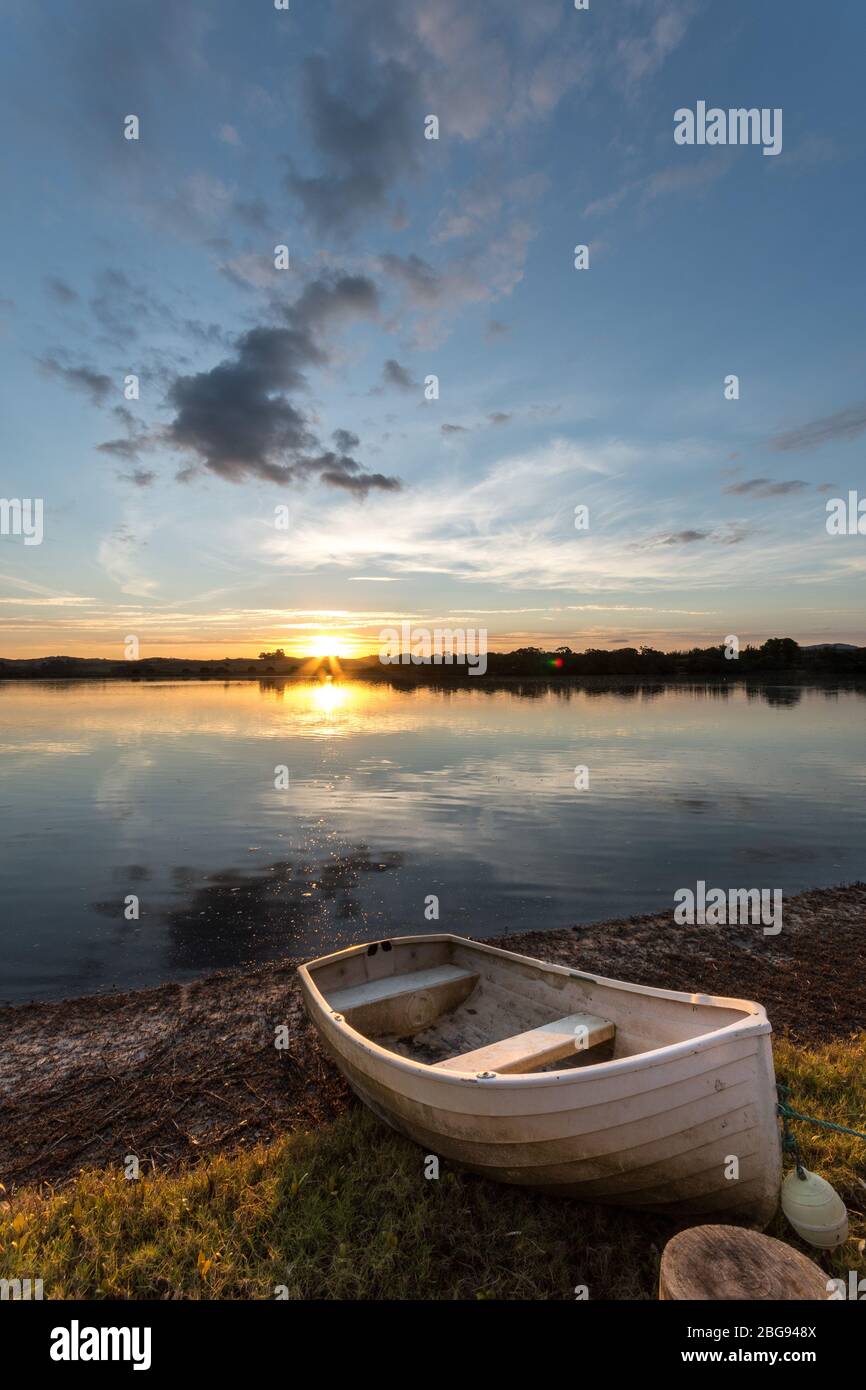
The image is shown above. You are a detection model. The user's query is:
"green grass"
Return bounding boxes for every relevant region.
[2,1035,863,1300]
[769,1034,866,1266]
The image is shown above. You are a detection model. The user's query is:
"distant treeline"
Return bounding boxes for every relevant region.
[476,638,866,678]
[0,638,864,681]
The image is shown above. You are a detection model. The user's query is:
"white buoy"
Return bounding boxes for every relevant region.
[781,1168,848,1249]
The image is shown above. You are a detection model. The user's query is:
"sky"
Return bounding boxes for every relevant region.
[1,0,865,659]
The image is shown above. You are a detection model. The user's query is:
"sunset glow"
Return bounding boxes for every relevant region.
[307,634,351,660]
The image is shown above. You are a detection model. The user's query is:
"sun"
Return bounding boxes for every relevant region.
[308,634,349,659]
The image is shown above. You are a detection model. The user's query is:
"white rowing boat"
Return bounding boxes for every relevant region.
[298,933,782,1222]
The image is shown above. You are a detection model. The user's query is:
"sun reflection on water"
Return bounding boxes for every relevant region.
[310,680,350,717]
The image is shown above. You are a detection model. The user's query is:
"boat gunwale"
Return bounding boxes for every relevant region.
[298,933,773,1088]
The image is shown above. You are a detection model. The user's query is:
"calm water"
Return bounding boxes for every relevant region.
[0,679,863,1004]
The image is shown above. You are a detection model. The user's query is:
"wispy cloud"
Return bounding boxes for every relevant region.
[723,478,809,497]
[771,403,866,453]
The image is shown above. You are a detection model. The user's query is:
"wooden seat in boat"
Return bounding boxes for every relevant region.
[328,964,479,1035]
[434,1012,615,1075]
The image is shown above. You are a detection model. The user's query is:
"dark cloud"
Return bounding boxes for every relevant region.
[380,358,418,392]
[441,423,467,435]
[98,438,142,460]
[167,330,319,482]
[636,524,751,550]
[771,403,866,452]
[286,55,419,236]
[723,478,809,497]
[97,405,155,463]
[164,273,399,495]
[37,356,113,405]
[486,319,510,337]
[45,276,79,305]
[90,268,160,344]
[233,197,272,230]
[88,267,232,355]
[318,463,401,496]
[380,252,440,303]
[289,274,379,331]
[118,468,157,487]
[659,529,709,546]
[488,411,512,426]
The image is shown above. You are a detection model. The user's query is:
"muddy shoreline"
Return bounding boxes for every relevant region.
[1,882,863,1191]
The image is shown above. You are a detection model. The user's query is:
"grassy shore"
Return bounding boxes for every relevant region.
[1,885,863,1299]
[1,1035,863,1300]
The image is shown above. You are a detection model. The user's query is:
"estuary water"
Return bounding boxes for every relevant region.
[0,678,863,1003]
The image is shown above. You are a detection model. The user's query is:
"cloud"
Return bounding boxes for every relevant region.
[614,1,694,88]
[380,252,440,303]
[265,436,785,594]
[656,529,709,546]
[633,522,755,551]
[98,438,146,461]
[219,123,242,147]
[319,466,401,497]
[233,198,271,230]
[37,356,113,406]
[486,320,510,338]
[286,55,419,236]
[89,267,161,344]
[45,276,79,305]
[406,0,589,138]
[96,406,157,465]
[392,219,536,348]
[164,272,399,495]
[380,359,418,392]
[772,134,838,173]
[97,523,158,598]
[439,414,511,435]
[118,468,157,487]
[723,478,809,497]
[584,187,632,218]
[771,404,866,453]
[585,156,731,222]
[643,157,731,203]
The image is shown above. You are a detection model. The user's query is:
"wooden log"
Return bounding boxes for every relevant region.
[659,1224,830,1300]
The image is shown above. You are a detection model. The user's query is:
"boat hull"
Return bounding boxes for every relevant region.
[299,935,782,1224]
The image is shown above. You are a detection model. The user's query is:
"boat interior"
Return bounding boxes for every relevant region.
[309,936,753,1075]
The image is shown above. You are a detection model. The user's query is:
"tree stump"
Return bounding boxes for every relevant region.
[659,1225,830,1300]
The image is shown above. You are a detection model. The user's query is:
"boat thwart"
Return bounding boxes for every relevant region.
[298,933,782,1222]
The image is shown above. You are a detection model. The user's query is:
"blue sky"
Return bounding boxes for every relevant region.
[1,0,864,657]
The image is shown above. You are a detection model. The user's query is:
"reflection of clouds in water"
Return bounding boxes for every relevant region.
[5,679,866,1002]
[161,848,403,971]
[0,740,91,763]
[93,749,154,823]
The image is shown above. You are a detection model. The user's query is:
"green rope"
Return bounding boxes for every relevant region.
[776,1083,866,1181]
